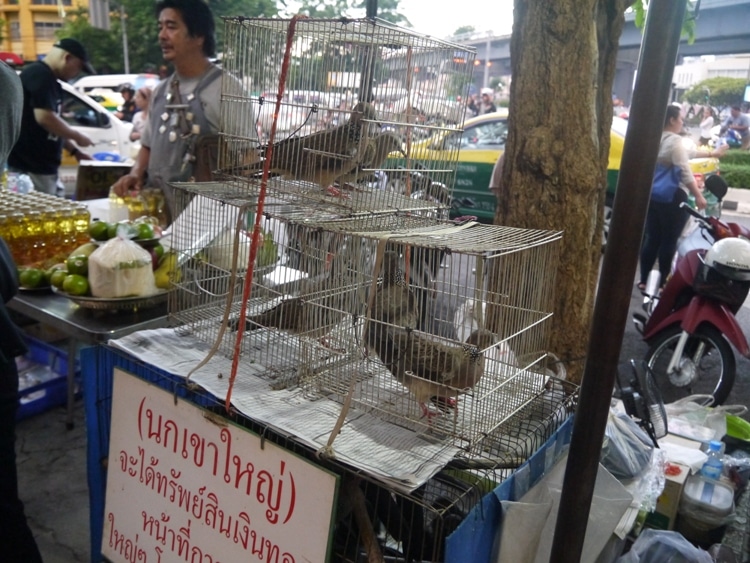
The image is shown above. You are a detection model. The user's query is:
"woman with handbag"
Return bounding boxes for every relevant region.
[638,105,708,292]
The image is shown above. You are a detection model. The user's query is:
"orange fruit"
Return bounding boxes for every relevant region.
[88,220,110,241]
[19,268,45,289]
[62,274,89,296]
[66,255,89,276]
[50,269,68,289]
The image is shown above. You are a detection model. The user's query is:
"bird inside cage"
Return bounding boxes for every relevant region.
[366,251,497,419]
[234,102,380,197]
[389,327,496,419]
[231,247,357,349]
[331,130,405,194]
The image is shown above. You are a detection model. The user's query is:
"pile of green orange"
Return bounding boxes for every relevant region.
[18,254,90,296]
[88,216,162,243]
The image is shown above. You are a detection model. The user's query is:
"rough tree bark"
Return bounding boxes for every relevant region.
[488,0,633,384]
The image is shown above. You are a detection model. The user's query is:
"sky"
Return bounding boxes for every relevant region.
[397,0,515,39]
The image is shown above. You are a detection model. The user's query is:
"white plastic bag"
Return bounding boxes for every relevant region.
[616,528,712,562]
[665,395,747,442]
[88,237,157,298]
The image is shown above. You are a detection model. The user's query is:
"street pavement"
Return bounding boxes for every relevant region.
[14,190,750,563]
[724,187,750,214]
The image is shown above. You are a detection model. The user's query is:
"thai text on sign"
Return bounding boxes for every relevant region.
[102,368,339,563]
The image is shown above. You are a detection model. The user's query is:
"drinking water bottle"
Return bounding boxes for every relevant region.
[700,440,724,481]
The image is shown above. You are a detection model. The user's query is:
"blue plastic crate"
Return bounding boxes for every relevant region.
[23,335,80,377]
[17,335,80,421]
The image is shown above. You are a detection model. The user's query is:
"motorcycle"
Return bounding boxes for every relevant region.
[639,174,730,314]
[633,205,750,405]
[710,123,743,149]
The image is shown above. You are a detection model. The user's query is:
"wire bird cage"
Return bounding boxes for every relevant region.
[216,16,476,216]
[168,177,563,452]
[168,181,381,388]
[279,214,564,453]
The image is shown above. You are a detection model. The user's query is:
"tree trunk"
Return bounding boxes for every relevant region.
[488,0,632,383]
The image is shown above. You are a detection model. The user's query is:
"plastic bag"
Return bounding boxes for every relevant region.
[616,528,712,562]
[601,411,654,480]
[88,237,157,298]
[664,395,747,442]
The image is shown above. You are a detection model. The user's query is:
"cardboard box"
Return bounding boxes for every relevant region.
[74,160,131,201]
[645,462,690,530]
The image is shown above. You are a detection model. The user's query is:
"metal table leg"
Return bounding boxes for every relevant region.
[67,339,76,430]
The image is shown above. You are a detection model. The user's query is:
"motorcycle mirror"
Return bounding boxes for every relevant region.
[705,174,728,201]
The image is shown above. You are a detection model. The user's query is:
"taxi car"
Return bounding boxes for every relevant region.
[392,111,720,229]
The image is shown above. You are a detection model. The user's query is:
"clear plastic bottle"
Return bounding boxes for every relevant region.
[700,440,724,481]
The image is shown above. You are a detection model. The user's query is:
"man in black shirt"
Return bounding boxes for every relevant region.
[8,38,95,196]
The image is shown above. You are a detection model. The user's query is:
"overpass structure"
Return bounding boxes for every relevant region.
[453,0,750,105]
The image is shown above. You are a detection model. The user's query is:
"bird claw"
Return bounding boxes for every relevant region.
[419,402,442,421]
[325,185,350,199]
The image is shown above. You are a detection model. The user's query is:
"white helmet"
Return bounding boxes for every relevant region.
[705,238,750,281]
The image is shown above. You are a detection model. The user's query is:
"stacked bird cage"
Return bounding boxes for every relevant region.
[216,16,476,216]
[168,16,477,384]
[287,214,565,454]
[168,181,380,388]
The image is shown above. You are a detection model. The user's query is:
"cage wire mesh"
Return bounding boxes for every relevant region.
[97,346,575,563]
[168,181,381,389]
[216,17,475,216]
[168,176,563,452]
[285,216,565,452]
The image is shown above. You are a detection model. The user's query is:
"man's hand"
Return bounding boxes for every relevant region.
[694,192,707,210]
[75,131,94,147]
[112,173,141,197]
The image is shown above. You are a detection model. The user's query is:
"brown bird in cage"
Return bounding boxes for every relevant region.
[233,255,353,346]
[385,327,496,419]
[365,251,420,361]
[244,102,379,193]
[331,130,405,193]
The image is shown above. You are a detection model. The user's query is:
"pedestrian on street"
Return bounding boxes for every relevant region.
[0,60,44,563]
[698,105,714,147]
[639,105,707,292]
[7,38,95,196]
[112,0,226,223]
[115,83,137,122]
[720,105,750,150]
[477,88,497,115]
[129,87,153,142]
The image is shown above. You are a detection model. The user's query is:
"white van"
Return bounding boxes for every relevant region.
[58,81,135,196]
[72,73,160,94]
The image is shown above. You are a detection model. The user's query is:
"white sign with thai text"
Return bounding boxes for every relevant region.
[102,369,339,563]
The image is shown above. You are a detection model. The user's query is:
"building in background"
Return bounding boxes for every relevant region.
[673,54,750,97]
[0,0,91,65]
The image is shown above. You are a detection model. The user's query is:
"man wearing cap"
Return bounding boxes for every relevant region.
[7,38,95,196]
[477,88,497,115]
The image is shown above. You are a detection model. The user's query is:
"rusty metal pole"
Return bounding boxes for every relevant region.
[549,1,687,561]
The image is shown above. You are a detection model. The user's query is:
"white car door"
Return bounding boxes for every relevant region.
[58,82,134,196]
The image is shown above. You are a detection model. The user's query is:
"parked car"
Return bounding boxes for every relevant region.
[58,81,135,196]
[388,112,720,232]
[85,88,124,113]
[72,73,159,94]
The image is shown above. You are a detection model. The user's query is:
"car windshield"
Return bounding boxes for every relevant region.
[445,120,507,150]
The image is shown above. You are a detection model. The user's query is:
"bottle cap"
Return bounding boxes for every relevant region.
[708,440,722,451]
